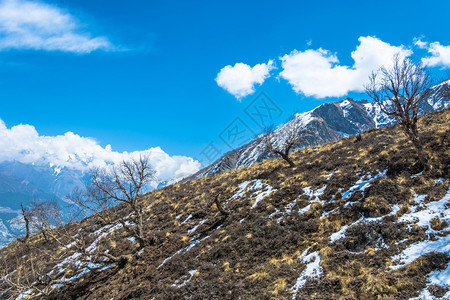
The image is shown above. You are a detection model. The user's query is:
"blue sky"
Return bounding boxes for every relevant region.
[0,0,449,175]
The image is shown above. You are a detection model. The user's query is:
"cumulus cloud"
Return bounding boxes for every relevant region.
[415,39,450,68]
[0,118,200,182]
[279,36,412,98]
[215,60,274,100]
[414,38,428,49]
[0,0,113,53]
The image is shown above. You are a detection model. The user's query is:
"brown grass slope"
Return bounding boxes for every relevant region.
[1,108,450,300]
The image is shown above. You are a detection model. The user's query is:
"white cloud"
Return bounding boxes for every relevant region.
[414,38,428,49]
[415,39,450,68]
[0,0,113,53]
[0,119,201,182]
[279,36,412,98]
[215,60,274,100]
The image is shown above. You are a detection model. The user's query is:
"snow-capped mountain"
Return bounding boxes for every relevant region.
[188,79,450,180]
[0,161,87,247]
[0,161,86,198]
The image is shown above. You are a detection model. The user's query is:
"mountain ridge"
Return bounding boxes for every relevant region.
[187,79,449,181]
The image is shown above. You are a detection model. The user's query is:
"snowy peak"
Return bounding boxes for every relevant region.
[0,160,85,198]
[293,111,316,128]
[424,79,450,111]
[311,98,375,135]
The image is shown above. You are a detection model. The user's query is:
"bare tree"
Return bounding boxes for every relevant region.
[29,198,64,242]
[69,155,156,250]
[1,200,80,298]
[365,54,431,169]
[0,253,42,298]
[261,115,311,167]
[0,251,75,298]
[19,203,31,242]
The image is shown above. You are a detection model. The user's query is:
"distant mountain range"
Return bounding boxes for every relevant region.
[187,79,450,180]
[0,161,87,247]
[0,161,178,247]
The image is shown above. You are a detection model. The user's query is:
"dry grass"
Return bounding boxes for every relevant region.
[0,108,449,299]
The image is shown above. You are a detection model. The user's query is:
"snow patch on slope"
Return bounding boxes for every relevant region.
[231,179,276,209]
[290,248,323,298]
[339,99,353,117]
[342,169,387,199]
[392,189,450,269]
[398,190,449,233]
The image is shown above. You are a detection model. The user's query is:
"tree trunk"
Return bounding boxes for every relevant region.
[24,219,30,240]
[280,153,296,167]
[101,252,132,267]
[214,195,229,217]
[135,208,152,248]
[406,126,428,171]
[21,203,30,241]
[138,213,143,243]
[42,230,48,242]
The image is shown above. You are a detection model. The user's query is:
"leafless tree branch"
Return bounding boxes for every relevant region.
[364,54,431,169]
[261,115,313,167]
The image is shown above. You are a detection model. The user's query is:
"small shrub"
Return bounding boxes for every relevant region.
[430,217,448,231]
[361,196,392,218]
[427,284,448,298]
[344,222,379,252]
[405,252,450,277]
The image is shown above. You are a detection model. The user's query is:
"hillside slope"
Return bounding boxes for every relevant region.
[189,79,449,180]
[1,108,450,300]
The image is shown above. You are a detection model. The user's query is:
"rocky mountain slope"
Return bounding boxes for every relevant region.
[188,79,449,180]
[0,107,449,299]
